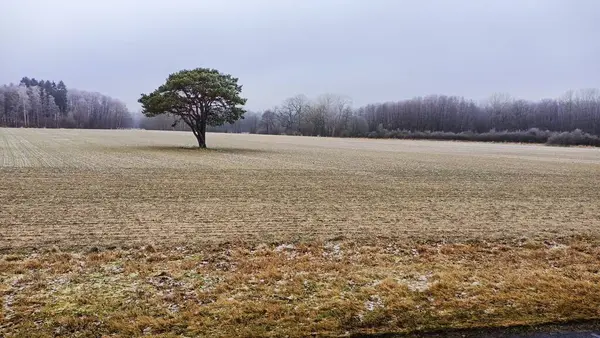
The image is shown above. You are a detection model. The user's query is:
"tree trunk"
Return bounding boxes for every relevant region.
[195,132,206,148]
[194,118,207,148]
[183,115,208,148]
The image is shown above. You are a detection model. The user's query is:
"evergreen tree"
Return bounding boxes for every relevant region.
[56,80,68,113]
[139,68,247,148]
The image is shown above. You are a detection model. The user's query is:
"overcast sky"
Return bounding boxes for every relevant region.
[1,0,599,111]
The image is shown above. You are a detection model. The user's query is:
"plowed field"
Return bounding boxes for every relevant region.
[2,128,600,249]
[1,128,600,337]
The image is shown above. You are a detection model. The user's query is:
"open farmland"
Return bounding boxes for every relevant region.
[1,128,600,336]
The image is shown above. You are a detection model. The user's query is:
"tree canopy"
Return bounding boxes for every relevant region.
[139,68,247,148]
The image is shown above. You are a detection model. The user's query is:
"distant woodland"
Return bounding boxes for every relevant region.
[2,77,600,145]
[144,90,600,146]
[0,77,133,129]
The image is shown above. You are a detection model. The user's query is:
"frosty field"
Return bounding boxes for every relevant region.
[2,128,600,249]
[1,128,600,336]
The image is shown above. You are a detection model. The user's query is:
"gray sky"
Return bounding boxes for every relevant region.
[1,0,599,111]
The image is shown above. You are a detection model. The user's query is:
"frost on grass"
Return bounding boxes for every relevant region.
[2,293,15,320]
[358,295,385,322]
[365,295,384,311]
[102,264,124,274]
[275,244,296,252]
[3,241,600,337]
[323,242,343,260]
[397,273,435,293]
[274,243,299,260]
[544,240,570,250]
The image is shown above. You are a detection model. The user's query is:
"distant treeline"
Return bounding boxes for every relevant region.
[366,128,600,147]
[4,76,600,147]
[0,77,134,129]
[141,89,600,146]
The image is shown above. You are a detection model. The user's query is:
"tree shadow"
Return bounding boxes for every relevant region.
[127,145,274,155]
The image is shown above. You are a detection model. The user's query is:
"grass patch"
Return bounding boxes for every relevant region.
[2,239,600,336]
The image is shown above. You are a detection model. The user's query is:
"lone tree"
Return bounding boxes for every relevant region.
[139,68,247,148]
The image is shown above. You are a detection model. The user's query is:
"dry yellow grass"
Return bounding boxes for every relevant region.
[1,128,600,336]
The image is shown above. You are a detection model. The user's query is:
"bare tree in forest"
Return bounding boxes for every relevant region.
[277,94,309,134]
[260,109,279,134]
